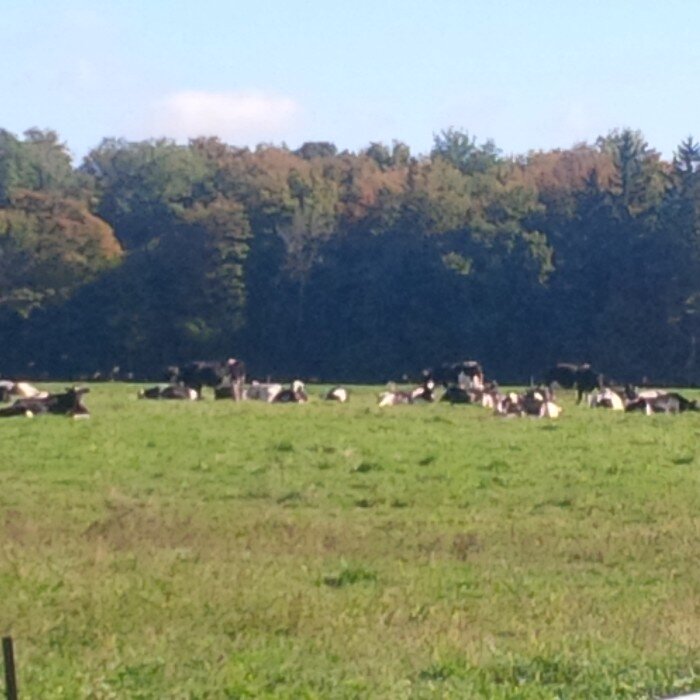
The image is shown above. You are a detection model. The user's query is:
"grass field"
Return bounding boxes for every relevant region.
[1,383,699,698]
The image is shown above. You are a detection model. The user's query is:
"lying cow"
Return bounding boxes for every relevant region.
[624,387,698,415]
[325,386,349,402]
[378,379,436,407]
[0,380,49,401]
[0,387,90,419]
[588,387,625,410]
[214,383,236,399]
[496,387,562,418]
[439,385,474,404]
[245,381,284,402]
[273,380,309,403]
[378,390,414,407]
[138,384,198,400]
[441,381,502,408]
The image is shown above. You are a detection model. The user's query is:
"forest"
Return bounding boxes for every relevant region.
[0,126,698,384]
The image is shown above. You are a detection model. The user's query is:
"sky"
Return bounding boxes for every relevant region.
[4,0,700,162]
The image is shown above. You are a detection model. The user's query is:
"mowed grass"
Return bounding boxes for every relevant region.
[0,383,699,699]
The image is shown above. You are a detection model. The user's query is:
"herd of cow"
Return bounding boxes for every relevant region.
[0,381,90,418]
[0,359,697,420]
[415,361,698,417]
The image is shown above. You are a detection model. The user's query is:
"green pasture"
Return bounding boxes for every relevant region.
[0,383,698,698]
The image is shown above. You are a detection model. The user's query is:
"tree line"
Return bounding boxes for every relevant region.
[0,126,698,384]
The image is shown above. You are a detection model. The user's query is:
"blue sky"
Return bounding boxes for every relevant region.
[5,0,700,161]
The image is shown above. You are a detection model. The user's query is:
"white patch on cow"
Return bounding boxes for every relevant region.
[245,382,283,402]
[187,388,198,401]
[24,410,34,418]
[589,388,624,410]
[542,401,563,418]
[378,392,395,407]
[327,387,348,402]
[14,382,48,399]
[606,389,624,410]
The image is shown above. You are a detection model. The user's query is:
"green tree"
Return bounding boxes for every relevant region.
[596,128,667,216]
[83,138,209,250]
[431,128,501,174]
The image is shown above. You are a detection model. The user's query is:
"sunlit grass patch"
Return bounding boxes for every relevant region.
[0,382,698,696]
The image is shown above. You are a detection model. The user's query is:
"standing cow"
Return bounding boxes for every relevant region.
[425,360,484,390]
[170,358,246,399]
[545,362,603,404]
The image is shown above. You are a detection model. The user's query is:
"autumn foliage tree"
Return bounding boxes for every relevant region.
[0,126,699,383]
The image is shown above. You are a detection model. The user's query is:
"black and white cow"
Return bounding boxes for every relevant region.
[427,361,484,390]
[0,387,90,419]
[272,380,309,403]
[440,380,502,407]
[495,387,562,418]
[545,362,603,404]
[245,381,284,402]
[325,386,349,402]
[624,387,698,414]
[169,358,246,399]
[0,380,49,400]
[378,379,436,406]
[378,389,414,407]
[138,384,198,400]
[588,387,625,410]
[522,387,563,418]
[651,392,698,413]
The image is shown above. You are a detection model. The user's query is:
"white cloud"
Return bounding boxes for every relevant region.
[143,90,302,144]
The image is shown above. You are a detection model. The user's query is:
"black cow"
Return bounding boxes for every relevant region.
[440,385,474,404]
[170,358,246,399]
[214,383,234,400]
[0,387,90,418]
[545,363,603,404]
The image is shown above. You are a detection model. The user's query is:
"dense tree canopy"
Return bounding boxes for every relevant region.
[0,126,699,384]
